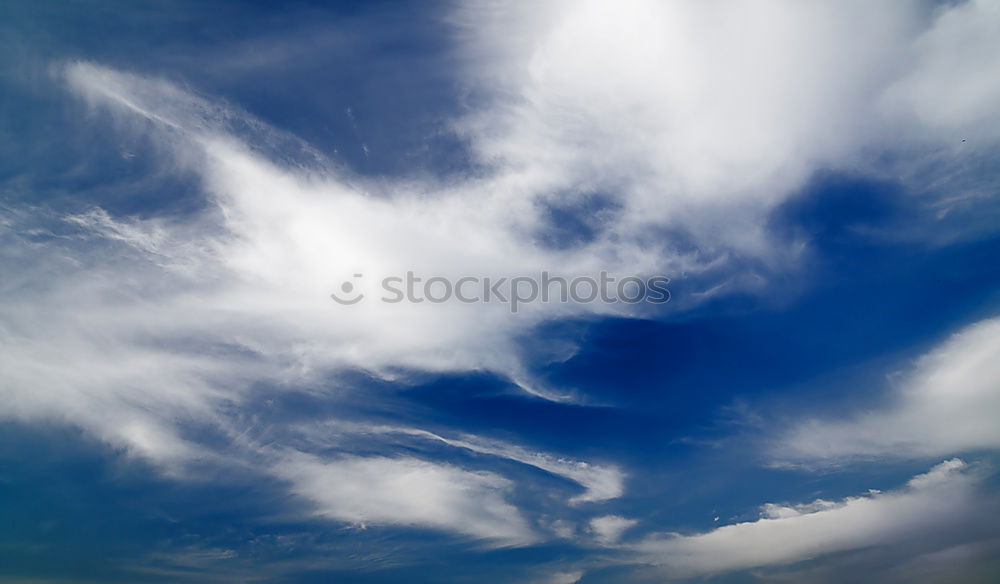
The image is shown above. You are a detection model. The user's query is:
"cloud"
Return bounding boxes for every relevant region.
[634,459,984,578]
[58,60,676,393]
[452,0,1000,245]
[431,433,625,504]
[776,317,1000,463]
[352,426,625,503]
[0,199,622,542]
[537,571,584,584]
[589,515,637,545]
[275,454,537,545]
[884,0,1000,136]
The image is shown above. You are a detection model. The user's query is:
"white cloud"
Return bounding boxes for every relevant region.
[884,0,1000,136]
[359,426,625,504]
[777,317,1000,463]
[635,459,982,577]
[58,61,673,395]
[439,434,625,504]
[589,515,637,545]
[453,0,1000,247]
[538,571,584,584]
[275,454,537,545]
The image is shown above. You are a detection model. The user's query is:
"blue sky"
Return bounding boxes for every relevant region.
[2,1,1000,582]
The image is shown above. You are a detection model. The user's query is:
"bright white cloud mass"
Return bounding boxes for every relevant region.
[0,1,999,582]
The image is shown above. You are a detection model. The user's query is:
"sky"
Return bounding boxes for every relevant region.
[1,1,1000,582]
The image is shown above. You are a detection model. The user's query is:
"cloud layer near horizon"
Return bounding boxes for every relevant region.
[634,459,990,579]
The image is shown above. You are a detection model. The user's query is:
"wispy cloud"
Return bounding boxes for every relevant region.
[275,454,537,545]
[775,317,1000,464]
[589,515,637,545]
[634,459,986,578]
[349,426,626,504]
